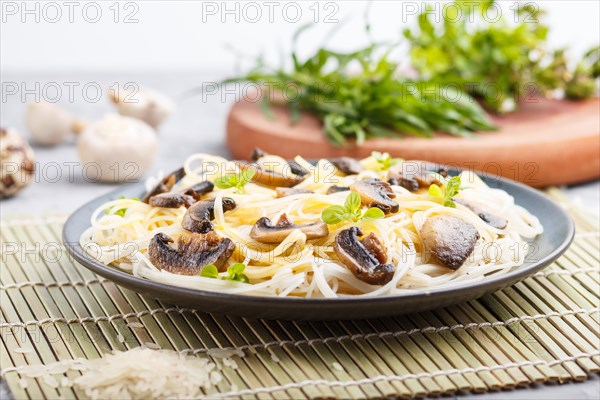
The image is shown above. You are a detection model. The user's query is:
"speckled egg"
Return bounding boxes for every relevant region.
[0,128,35,198]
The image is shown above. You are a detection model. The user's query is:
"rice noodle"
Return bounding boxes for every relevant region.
[81,154,543,298]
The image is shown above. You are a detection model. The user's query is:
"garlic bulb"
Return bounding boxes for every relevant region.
[109,86,174,129]
[77,114,158,183]
[0,128,35,198]
[25,101,84,146]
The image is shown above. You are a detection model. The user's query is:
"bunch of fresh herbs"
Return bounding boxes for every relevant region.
[404,1,599,112]
[226,41,495,145]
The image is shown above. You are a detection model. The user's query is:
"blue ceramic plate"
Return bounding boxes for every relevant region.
[63,167,574,320]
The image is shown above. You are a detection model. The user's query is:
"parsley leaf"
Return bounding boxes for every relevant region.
[200,265,219,279]
[321,191,386,224]
[200,263,249,283]
[226,263,250,283]
[105,196,141,217]
[372,152,402,171]
[214,169,256,194]
[428,176,463,207]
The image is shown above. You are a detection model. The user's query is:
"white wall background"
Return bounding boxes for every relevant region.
[1,0,599,74]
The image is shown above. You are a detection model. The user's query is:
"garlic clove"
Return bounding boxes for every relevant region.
[77,114,158,183]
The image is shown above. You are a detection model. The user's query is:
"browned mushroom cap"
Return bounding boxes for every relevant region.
[350,179,399,214]
[421,215,480,270]
[334,227,395,285]
[326,185,350,195]
[251,148,309,177]
[234,160,306,188]
[182,198,236,234]
[143,167,185,203]
[455,199,508,230]
[149,181,214,209]
[180,181,215,200]
[330,157,364,175]
[249,213,329,243]
[388,160,448,192]
[275,187,313,198]
[149,193,196,208]
[148,232,235,275]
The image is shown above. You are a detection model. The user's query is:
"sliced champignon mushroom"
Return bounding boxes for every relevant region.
[275,187,313,198]
[147,175,214,209]
[333,227,395,285]
[143,167,185,203]
[330,157,364,175]
[149,193,196,208]
[326,185,350,195]
[181,198,236,234]
[251,147,309,177]
[455,199,508,230]
[148,232,234,275]
[249,213,329,243]
[388,160,448,192]
[420,215,480,270]
[234,160,305,188]
[350,179,399,214]
[180,181,215,200]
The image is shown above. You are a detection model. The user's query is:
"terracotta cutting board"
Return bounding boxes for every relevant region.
[226,97,600,187]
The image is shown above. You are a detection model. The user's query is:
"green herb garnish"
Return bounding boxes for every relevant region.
[214,170,256,194]
[428,176,463,208]
[200,263,250,283]
[200,264,219,279]
[321,192,385,224]
[372,151,402,171]
[105,196,141,217]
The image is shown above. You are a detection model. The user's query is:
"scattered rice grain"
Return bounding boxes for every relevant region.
[18,379,28,389]
[14,347,32,354]
[74,347,218,399]
[270,353,280,363]
[43,375,59,388]
[206,348,244,358]
[61,377,72,387]
[143,342,160,350]
[117,334,125,343]
[332,362,344,371]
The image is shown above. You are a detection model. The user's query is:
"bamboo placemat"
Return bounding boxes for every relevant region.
[1,190,599,399]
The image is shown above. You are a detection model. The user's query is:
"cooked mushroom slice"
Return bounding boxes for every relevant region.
[148,232,234,275]
[275,187,313,198]
[235,160,305,188]
[149,193,196,208]
[250,148,309,177]
[350,179,399,214]
[388,160,448,192]
[250,147,266,161]
[182,198,236,234]
[250,213,329,243]
[455,199,508,230]
[180,181,214,201]
[334,227,395,285]
[143,167,185,203]
[326,185,350,195]
[288,161,310,177]
[148,180,214,208]
[421,215,480,270]
[330,157,364,175]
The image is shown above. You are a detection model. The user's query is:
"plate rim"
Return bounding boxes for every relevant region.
[62,166,575,307]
